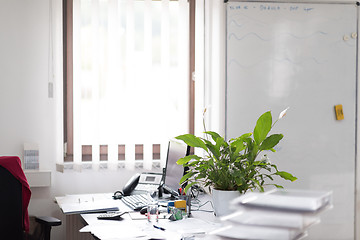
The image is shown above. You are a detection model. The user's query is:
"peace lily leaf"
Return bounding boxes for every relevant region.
[204,139,220,160]
[231,139,245,153]
[247,144,258,162]
[205,131,222,142]
[259,134,283,151]
[215,137,226,150]
[236,133,252,146]
[240,132,252,139]
[175,134,207,151]
[180,171,196,184]
[185,160,200,167]
[271,164,279,171]
[253,161,264,166]
[253,111,272,145]
[275,171,297,181]
[197,173,207,180]
[184,182,198,193]
[265,174,274,181]
[176,155,201,165]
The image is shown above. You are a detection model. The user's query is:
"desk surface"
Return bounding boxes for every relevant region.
[57,192,222,240]
[57,191,315,240]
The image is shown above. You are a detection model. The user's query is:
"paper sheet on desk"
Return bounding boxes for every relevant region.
[80,221,181,240]
[158,218,221,235]
[82,224,147,239]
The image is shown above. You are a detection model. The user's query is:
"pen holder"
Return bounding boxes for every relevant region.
[147,202,159,223]
[179,194,191,216]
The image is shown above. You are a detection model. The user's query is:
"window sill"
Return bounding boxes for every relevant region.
[56,160,162,173]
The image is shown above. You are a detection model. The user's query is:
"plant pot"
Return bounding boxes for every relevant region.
[212,189,241,217]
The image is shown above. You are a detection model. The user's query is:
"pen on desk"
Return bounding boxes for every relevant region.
[153,225,166,231]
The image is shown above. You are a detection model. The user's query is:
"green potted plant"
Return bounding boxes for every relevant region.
[175,109,297,216]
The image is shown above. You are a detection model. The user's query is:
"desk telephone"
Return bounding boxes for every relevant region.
[113,172,163,199]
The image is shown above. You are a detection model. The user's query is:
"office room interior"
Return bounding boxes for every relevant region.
[1,0,359,239]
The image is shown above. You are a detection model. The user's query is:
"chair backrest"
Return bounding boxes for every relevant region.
[0,166,23,240]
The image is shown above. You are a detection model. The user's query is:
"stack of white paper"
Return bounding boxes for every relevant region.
[55,193,123,214]
[233,189,332,212]
[211,189,332,240]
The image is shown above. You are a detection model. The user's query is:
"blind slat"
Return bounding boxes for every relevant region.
[125,143,135,170]
[91,0,100,165]
[178,0,190,130]
[143,143,152,170]
[145,0,152,68]
[107,0,121,165]
[73,0,82,166]
[161,0,170,73]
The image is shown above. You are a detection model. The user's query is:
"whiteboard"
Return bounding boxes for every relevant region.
[225,2,357,239]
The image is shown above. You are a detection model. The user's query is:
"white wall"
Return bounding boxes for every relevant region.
[0,1,139,239]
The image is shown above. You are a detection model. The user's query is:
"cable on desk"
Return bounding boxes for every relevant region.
[189,184,204,200]
[187,185,214,213]
[190,200,214,213]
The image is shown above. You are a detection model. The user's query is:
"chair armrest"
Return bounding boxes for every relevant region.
[35,216,62,227]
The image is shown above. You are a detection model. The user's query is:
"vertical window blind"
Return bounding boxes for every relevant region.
[67,0,189,171]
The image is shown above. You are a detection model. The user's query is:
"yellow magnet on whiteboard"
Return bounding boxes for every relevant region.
[335,104,344,120]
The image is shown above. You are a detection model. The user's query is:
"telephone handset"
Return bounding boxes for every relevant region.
[112,173,140,199]
[123,173,141,196]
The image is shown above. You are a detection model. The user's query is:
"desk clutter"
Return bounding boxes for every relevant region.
[211,189,333,240]
[56,188,332,239]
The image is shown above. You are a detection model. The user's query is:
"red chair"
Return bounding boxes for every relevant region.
[0,156,61,240]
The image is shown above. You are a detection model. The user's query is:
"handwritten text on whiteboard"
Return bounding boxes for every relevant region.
[229,4,314,13]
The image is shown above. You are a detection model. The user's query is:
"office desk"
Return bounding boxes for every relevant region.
[56,193,222,240]
[57,191,318,240]
[56,193,121,240]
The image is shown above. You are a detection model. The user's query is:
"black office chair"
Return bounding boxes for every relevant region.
[0,165,61,240]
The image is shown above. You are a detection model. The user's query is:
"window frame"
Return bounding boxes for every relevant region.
[63,0,196,163]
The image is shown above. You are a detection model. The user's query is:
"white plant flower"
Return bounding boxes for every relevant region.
[278,107,290,120]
